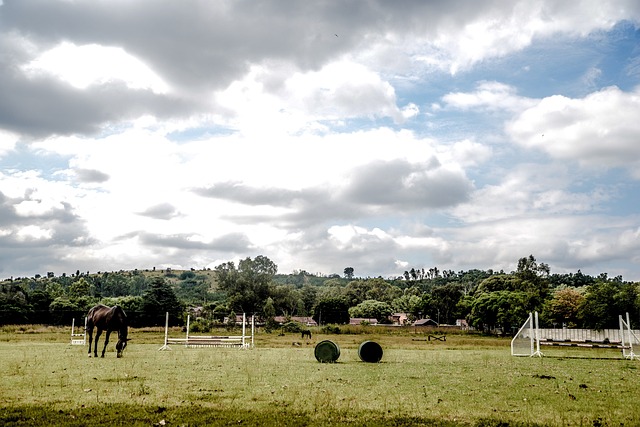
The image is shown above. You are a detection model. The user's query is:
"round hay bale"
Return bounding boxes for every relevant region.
[314,340,340,363]
[358,340,383,363]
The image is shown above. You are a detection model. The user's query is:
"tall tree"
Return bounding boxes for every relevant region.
[348,300,393,323]
[142,277,183,326]
[312,297,350,325]
[215,255,278,315]
[263,297,277,332]
[343,267,354,280]
[542,287,585,328]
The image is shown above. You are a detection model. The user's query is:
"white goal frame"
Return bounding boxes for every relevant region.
[511,312,542,357]
[512,311,639,360]
[620,313,640,360]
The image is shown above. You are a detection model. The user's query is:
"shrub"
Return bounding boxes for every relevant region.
[321,325,341,334]
[189,318,211,333]
[282,321,304,333]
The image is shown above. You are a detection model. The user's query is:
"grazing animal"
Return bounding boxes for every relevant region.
[86,304,129,358]
[301,329,312,339]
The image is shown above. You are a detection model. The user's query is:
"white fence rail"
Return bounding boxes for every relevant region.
[159,312,254,350]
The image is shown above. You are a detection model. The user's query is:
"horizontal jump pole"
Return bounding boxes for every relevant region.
[159,312,254,351]
[540,341,630,349]
[167,338,246,344]
[174,335,246,340]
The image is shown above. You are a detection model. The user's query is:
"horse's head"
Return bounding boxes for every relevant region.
[116,338,129,358]
[116,327,130,358]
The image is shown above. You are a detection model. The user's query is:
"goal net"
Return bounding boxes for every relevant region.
[511,312,542,357]
[620,313,640,360]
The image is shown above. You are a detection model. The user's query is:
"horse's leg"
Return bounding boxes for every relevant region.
[101,330,111,358]
[87,327,94,357]
[94,329,102,358]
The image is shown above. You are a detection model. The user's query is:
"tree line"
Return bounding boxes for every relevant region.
[1,255,639,332]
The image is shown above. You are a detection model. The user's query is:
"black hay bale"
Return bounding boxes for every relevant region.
[358,340,383,363]
[314,340,340,363]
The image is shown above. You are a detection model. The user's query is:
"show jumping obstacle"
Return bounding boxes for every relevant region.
[512,312,639,360]
[70,317,87,346]
[159,312,254,351]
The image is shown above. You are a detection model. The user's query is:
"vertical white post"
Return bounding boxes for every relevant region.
[158,312,172,351]
[251,314,255,348]
[626,313,633,357]
[186,315,191,341]
[620,314,625,353]
[83,316,87,345]
[528,312,534,355]
[70,318,75,345]
[242,313,246,347]
[533,311,542,357]
[164,312,169,346]
[624,312,638,360]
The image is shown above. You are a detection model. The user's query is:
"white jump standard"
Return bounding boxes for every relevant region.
[70,317,87,346]
[159,312,254,350]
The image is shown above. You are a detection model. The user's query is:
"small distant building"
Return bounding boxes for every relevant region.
[456,319,469,330]
[413,318,438,327]
[390,312,409,325]
[349,318,378,325]
[274,316,318,327]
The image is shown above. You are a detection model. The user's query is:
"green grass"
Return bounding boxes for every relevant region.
[1,328,639,426]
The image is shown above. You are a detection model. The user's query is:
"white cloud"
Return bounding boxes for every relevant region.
[22,42,170,94]
[2,0,640,280]
[443,81,536,112]
[507,86,640,175]
[410,1,640,74]
[16,225,52,241]
[214,60,416,136]
[0,130,17,156]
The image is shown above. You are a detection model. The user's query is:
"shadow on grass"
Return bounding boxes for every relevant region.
[1,404,549,427]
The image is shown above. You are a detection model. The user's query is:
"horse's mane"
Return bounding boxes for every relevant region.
[112,305,128,338]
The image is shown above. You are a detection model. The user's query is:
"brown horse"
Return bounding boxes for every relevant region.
[86,304,129,358]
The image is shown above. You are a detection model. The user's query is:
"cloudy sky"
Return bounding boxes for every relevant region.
[1,1,640,281]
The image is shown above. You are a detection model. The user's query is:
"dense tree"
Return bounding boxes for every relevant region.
[429,283,464,325]
[68,278,92,299]
[141,277,183,326]
[469,290,529,333]
[299,285,318,315]
[312,297,350,325]
[270,285,304,316]
[0,283,31,324]
[263,297,277,332]
[48,297,81,325]
[27,289,53,323]
[392,294,422,319]
[542,287,585,327]
[215,255,277,315]
[348,300,393,323]
[579,279,621,329]
[2,253,638,332]
[102,272,131,297]
[342,278,401,306]
[476,274,517,293]
[344,267,354,280]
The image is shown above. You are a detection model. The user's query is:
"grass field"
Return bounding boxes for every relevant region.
[1,326,639,426]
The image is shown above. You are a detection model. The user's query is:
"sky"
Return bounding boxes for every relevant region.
[1,1,640,281]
